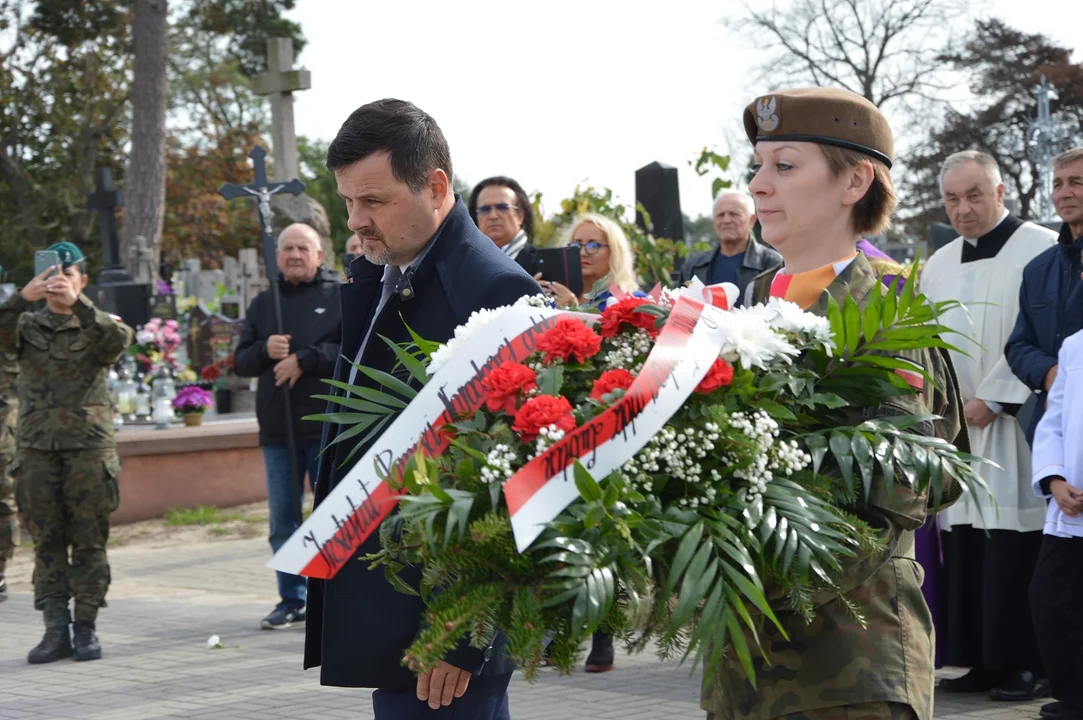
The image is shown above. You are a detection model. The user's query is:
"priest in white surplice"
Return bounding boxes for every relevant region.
[921,150,1058,701]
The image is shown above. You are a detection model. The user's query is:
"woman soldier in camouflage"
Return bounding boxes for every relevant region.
[0,242,133,663]
[703,89,967,720]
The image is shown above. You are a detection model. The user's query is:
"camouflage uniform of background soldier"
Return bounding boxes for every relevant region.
[0,242,133,664]
[0,350,18,602]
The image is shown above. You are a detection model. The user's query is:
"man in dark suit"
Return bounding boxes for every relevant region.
[304,99,541,719]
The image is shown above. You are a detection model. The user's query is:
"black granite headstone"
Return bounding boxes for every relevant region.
[635,161,683,240]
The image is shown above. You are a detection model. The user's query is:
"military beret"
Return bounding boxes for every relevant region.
[46,241,85,269]
[743,87,894,168]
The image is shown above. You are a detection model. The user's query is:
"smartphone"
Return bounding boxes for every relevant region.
[535,246,583,296]
[34,250,60,279]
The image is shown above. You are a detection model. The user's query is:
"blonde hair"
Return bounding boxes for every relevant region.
[819,145,897,236]
[560,213,639,294]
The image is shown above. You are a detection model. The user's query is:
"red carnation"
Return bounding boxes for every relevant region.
[695,358,734,395]
[512,395,577,442]
[599,297,658,338]
[590,369,636,402]
[200,364,221,382]
[482,363,537,415]
[535,317,602,364]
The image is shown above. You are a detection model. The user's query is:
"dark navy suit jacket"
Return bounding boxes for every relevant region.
[303,198,540,689]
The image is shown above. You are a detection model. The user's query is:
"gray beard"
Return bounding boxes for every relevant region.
[362,246,393,265]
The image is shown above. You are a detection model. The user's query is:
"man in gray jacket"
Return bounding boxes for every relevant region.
[677,190,780,306]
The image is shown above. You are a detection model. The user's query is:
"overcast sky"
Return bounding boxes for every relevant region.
[282,1,1083,221]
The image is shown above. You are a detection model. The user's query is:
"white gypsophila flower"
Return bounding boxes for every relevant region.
[622,422,724,507]
[656,287,684,310]
[603,328,654,369]
[427,306,510,377]
[717,309,800,370]
[515,293,555,309]
[480,443,519,485]
[532,424,567,456]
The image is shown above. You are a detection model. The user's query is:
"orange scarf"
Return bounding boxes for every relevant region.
[769,254,858,310]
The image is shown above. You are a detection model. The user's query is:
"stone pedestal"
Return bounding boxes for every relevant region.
[113,417,266,525]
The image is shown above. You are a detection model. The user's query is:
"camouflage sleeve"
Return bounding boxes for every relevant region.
[72,294,134,365]
[0,293,30,354]
[859,346,965,530]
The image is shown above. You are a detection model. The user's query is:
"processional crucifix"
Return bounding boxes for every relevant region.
[219,146,306,527]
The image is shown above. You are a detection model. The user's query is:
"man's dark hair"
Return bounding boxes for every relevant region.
[467,176,535,241]
[326,99,452,193]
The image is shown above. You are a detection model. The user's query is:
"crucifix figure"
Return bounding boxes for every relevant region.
[87,167,129,283]
[218,144,306,527]
[253,37,311,182]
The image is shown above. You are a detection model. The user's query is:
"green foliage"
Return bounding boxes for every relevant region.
[186,0,304,78]
[164,505,243,526]
[298,136,350,254]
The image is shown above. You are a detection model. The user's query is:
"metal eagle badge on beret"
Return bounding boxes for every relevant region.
[755,96,779,133]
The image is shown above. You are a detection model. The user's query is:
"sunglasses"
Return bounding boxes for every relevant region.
[476,203,519,216]
[568,241,609,256]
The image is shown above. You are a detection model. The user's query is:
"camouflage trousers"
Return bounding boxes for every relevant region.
[0,405,16,573]
[0,460,13,573]
[14,447,121,627]
[707,703,919,720]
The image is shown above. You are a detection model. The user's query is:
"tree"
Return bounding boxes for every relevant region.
[124,0,170,282]
[726,0,960,112]
[0,0,131,281]
[903,19,1083,234]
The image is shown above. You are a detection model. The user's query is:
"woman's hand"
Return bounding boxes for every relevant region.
[537,277,578,308]
[20,266,56,303]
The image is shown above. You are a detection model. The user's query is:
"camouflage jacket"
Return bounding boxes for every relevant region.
[0,350,17,465]
[704,253,966,720]
[0,293,133,450]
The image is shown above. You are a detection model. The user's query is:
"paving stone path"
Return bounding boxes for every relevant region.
[0,538,1046,719]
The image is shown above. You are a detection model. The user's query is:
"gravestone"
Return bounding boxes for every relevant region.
[635,161,684,241]
[186,304,240,373]
[252,37,311,183]
[148,293,176,319]
[87,167,128,284]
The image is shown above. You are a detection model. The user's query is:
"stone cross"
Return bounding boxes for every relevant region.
[238,248,264,311]
[128,235,156,285]
[87,167,125,271]
[252,37,311,182]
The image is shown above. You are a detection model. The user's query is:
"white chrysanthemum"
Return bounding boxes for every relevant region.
[762,297,833,346]
[716,309,800,370]
[136,329,155,345]
[427,306,510,377]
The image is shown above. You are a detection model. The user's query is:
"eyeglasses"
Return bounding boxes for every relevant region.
[476,203,519,216]
[568,241,609,256]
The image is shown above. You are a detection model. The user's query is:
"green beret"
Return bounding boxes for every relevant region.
[46,241,85,269]
[743,87,894,168]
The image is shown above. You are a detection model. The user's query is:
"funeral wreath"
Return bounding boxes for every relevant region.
[306,270,990,685]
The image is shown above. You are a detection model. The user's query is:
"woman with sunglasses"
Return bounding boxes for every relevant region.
[541,213,639,308]
[702,88,966,720]
[468,176,540,275]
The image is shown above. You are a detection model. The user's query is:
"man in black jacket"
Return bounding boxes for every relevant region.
[677,190,781,306]
[234,223,342,630]
[304,99,539,719]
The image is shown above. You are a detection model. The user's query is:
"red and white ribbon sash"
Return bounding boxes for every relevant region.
[269,282,738,576]
[503,284,737,551]
[268,306,593,579]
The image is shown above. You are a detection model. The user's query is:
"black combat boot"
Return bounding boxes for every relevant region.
[72,620,102,661]
[27,625,73,664]
[584,631,614,673]
[0,572,7,602]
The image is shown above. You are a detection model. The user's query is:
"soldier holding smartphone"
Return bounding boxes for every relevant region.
[0,242,133,664]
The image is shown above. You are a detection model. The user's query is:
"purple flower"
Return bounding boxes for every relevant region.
[172,385,212,412]
[155,279,174,295]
